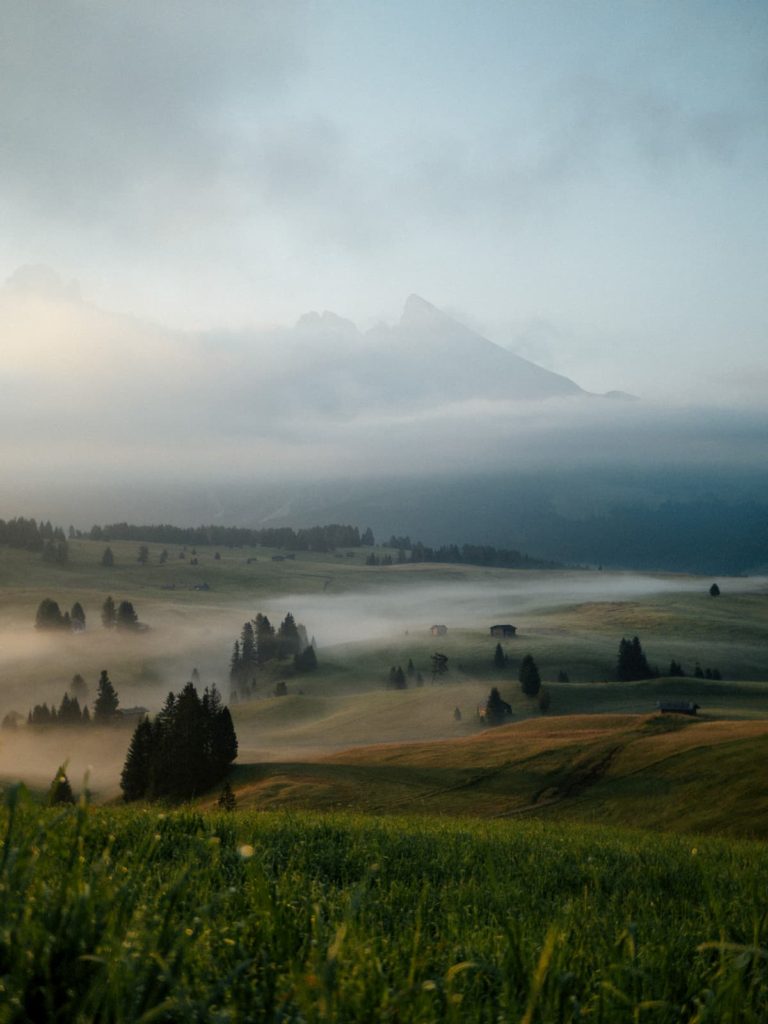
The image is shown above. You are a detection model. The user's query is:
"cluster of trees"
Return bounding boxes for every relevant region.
[0,517,69,563]
[616,637,657,681]
[668,659,722,680]
[388,537,556,570]
[121,683,237,801]
[34,597,143,632]
[229,612,316,697]
[26,671,120,727]
[88,521,371,552]
[81,519,556,571]
[386,660,425,689]
[617,637,723,682]
[0,516,66,551]
[101,596,141,630]
[367,542,555,570]
[34,599,86,631]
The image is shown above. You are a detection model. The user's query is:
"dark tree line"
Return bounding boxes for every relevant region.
[88,521,370,552]
[121,683,237,801]
[368,541,556,571]
[0,516,66,551]
[27,670,119,726]
[34,598,86,632]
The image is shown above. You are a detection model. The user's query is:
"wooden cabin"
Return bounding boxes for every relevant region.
[490,624,516,638]
[656,700,700,716]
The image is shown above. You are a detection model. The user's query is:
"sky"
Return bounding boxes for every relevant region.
[1,1,766,399]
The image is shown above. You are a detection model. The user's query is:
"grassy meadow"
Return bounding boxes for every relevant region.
[1,537,768,1020]
[2,794,768,1023]
[0,537,767,814]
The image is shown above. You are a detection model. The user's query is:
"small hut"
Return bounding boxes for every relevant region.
[490,624,516,638]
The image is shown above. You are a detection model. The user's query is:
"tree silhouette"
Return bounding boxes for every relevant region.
[49,766,75,805]
[93,670,119,723]
[519,655,541,697]
[101,595,116,628]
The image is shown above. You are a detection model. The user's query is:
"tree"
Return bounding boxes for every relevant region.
[115,600,138,629]
[294,645,317,672]
[120,717,152,801]
[453,706,462,721]
[254,614,277,664]
[101,546,114,567]
[35,598,65,630]
[159,548,168,564]
[493,643,506,671]
[137,545,149,564]
[277,612,301,659]
[485,687,511,725]
[218,780,236,811]
[93,669,119,723]
[101,595,116,628]
[616,636,656,682]
[431,652,448,681]
[709,583,721,597]
[49,766,75,805]
[71,602,86,630]
[361,527,375,546]
[519,654,541,697]
[557,670,570,683]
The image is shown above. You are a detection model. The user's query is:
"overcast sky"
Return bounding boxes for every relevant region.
[1,0,766,399]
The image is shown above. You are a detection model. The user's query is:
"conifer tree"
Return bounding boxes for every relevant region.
[49,766,75,805]
[93,669,119,723]
[71,602,86,630]
[485,686,510,725]
[493,643,506,670]
[294,645,318,672]
[277,612,301,658]
[116,600,139,629]
[218,780,236,811]
[101,595,116,628]
[101,546,114,567]
[121,718,153,801]
[519,654,541,697]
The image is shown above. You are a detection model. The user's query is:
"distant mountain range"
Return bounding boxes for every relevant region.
[3,267,768,574]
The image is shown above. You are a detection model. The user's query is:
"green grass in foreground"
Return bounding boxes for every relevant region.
[2,793,768,1022]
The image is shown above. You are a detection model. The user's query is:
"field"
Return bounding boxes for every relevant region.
[2,795,768,1023]
[1,538,767,825]
[1,538,768,1021]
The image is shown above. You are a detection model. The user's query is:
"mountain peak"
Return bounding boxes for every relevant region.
[400,293,447,328]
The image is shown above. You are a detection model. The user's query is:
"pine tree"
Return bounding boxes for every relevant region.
[101,546,114,567]
[485,687,510,725]
[101,595,116,628]
[93,669,119,723]
[519,655,541,697]
[277,612,301,658]
[121,718,153,801]
[254,614,277,664]
[218,780,236,811]
[49,766,75,805]
[71,602,86,630]
[294,645,317,672]
[70,673,88,701]
[493,643,506,670]
[137,545,149,564]
[35,598,65,630]
[116,600,139,629]
[240,622,258,675]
